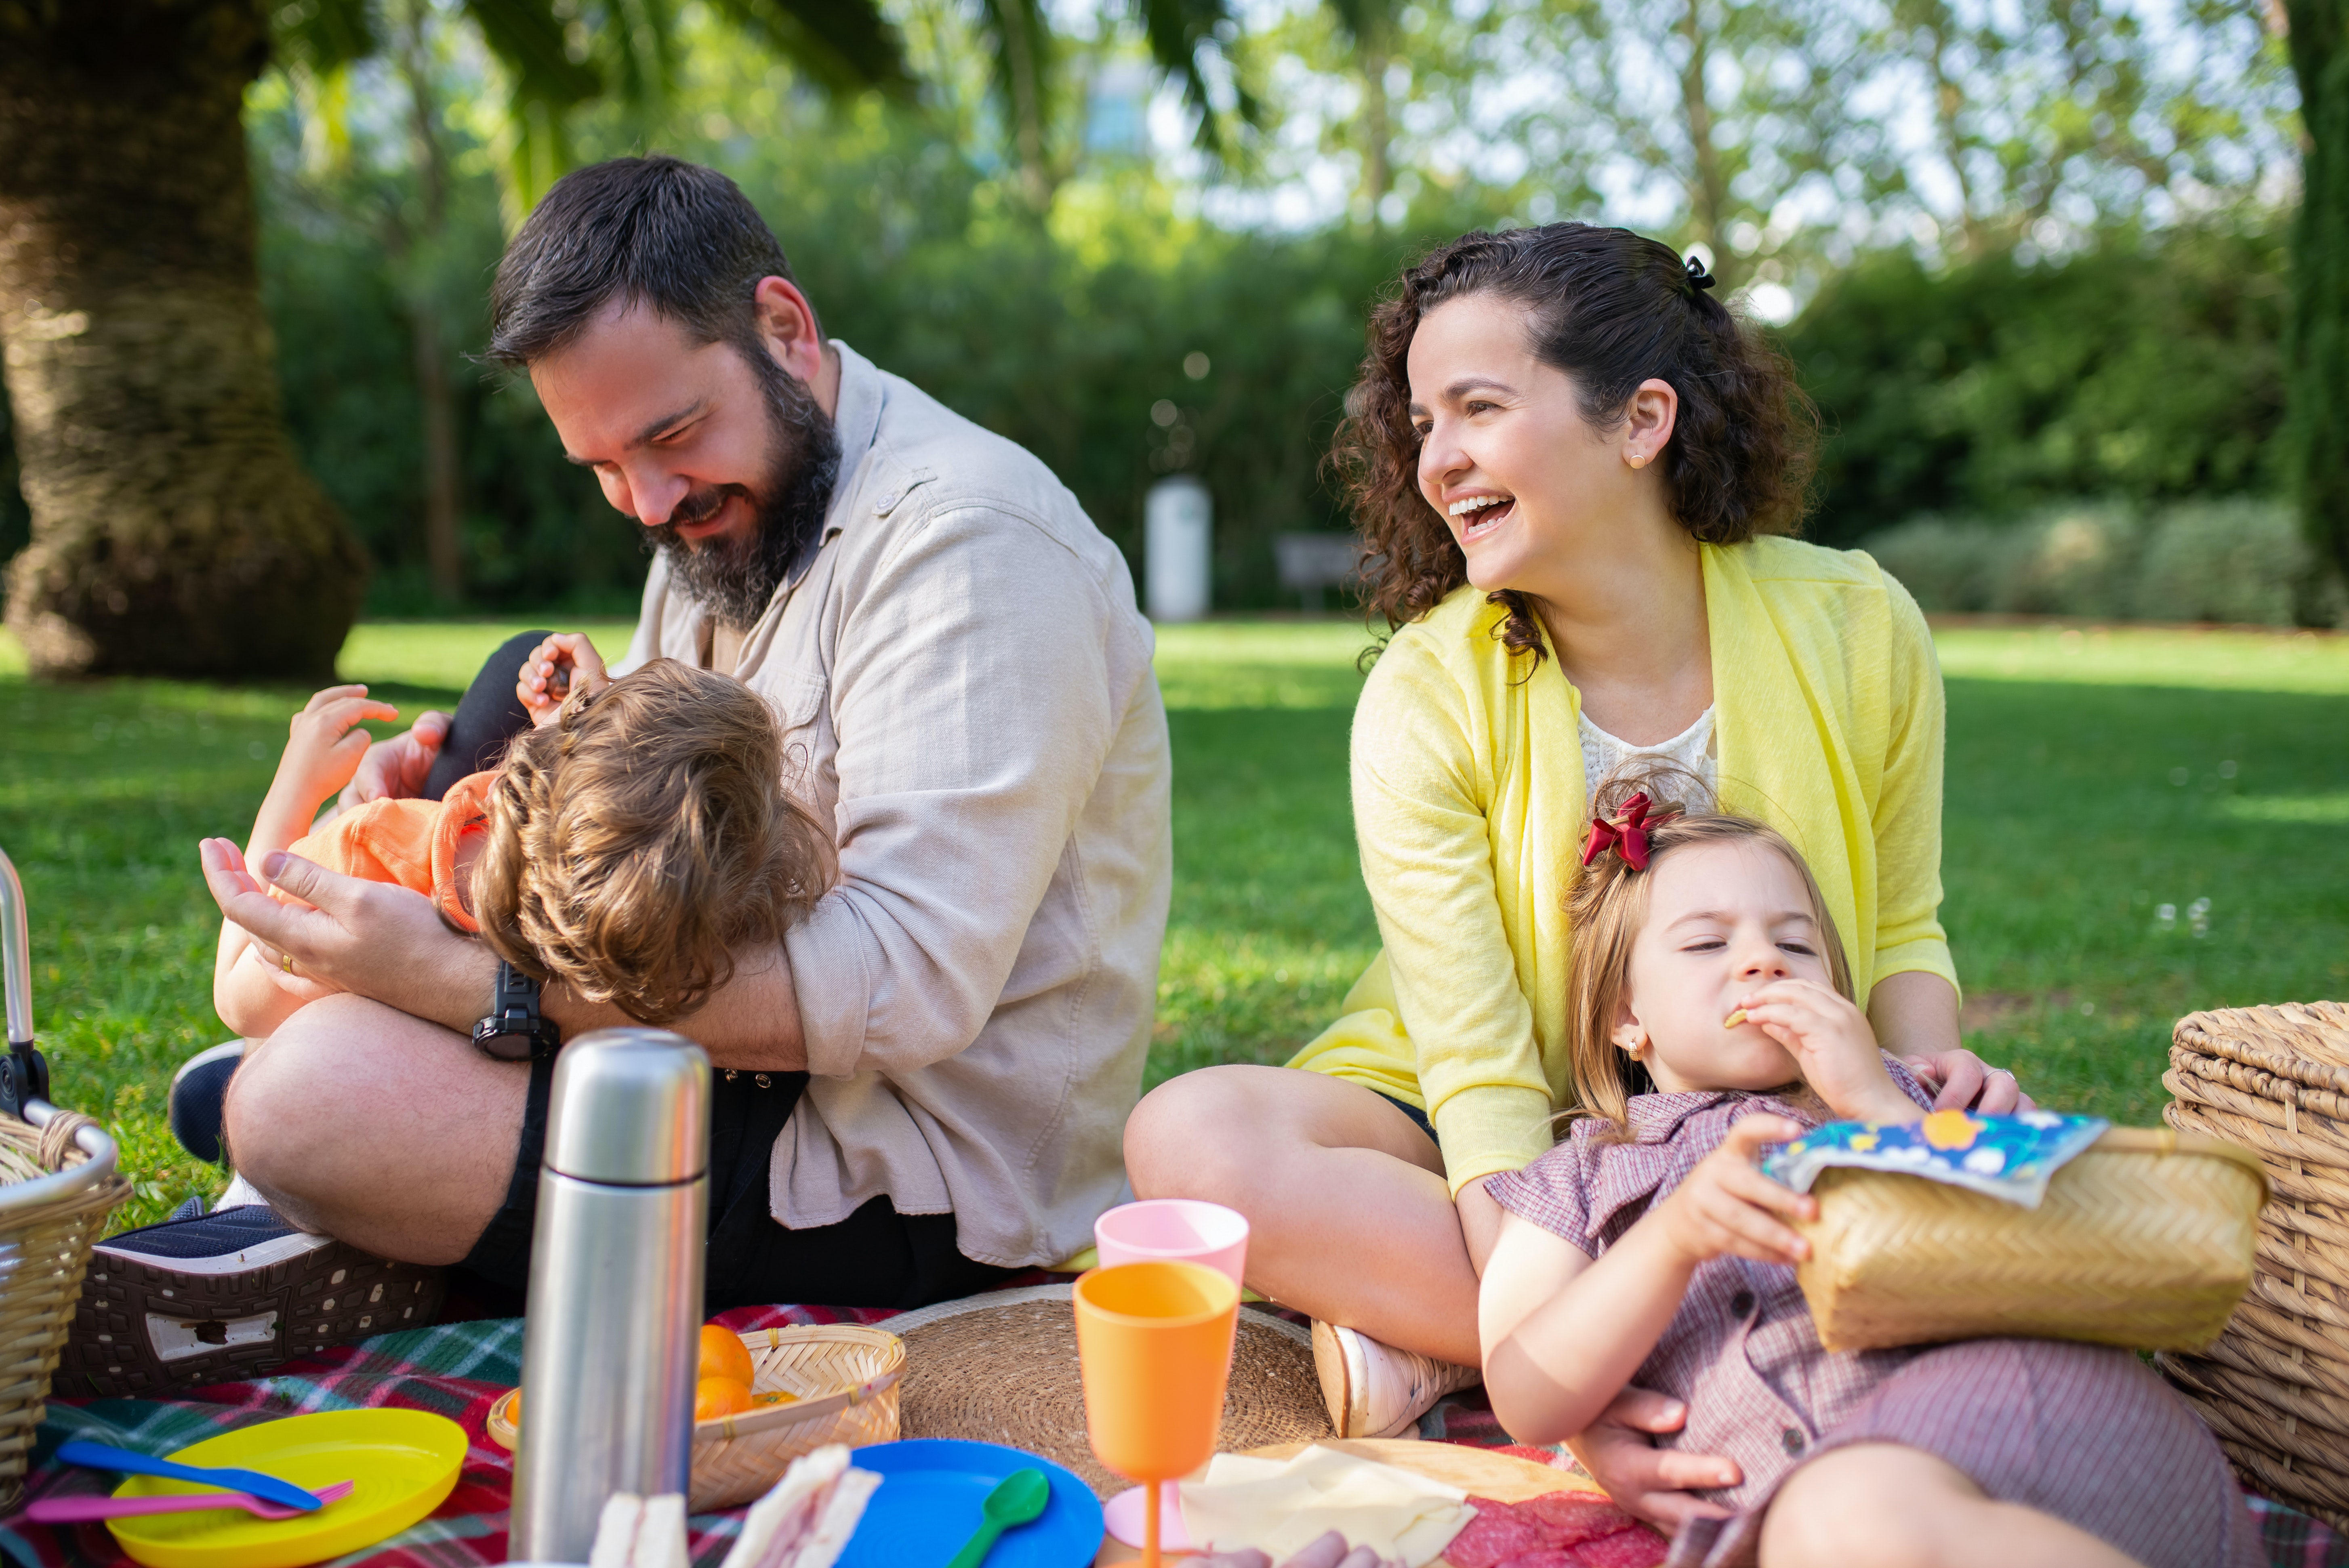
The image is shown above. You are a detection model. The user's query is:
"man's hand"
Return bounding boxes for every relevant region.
[339,711,452,811]
[1900,1048,2035,1114]
[199,838,490,1034]
[1566,1386,1740,1530]
[516,633,609,727]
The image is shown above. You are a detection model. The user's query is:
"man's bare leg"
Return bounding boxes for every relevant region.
[225,992,530,1265]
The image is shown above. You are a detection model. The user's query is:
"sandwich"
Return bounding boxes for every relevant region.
[719,1444,884,1568]
[588,1492,688,1568]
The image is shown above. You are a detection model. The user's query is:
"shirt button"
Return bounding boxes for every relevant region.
[1782,1427,1807,1456]
[874,490,901,513]
[1731,1290,1756,1317]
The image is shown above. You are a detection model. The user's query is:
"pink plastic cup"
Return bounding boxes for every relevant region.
[1093,1199,1249,1288]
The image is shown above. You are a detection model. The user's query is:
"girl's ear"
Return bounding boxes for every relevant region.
[1611,997,1647,1059]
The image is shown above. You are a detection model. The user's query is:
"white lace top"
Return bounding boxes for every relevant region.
[1580,704,1718,805]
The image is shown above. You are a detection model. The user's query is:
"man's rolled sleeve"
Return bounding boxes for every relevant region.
[785,500,1121,1078]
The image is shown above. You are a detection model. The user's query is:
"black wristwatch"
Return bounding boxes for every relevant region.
[472,961,564,1062]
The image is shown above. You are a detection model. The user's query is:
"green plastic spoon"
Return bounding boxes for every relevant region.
[943,1467,1052,1568]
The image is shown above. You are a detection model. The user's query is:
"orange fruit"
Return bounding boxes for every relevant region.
[694,1375,754,1422]
[507,1390,521,1430]
[751,1390,799,1407]
[698,1324,755,1387]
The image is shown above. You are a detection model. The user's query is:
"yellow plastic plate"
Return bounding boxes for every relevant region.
[103,1408,467,1568]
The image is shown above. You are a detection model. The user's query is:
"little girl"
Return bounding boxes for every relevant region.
[1476,773,2260,1568]
[210,657,832,1041]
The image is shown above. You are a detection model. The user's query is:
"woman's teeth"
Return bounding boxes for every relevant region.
[1447,494,1510,517]
[1449,494,1514,538]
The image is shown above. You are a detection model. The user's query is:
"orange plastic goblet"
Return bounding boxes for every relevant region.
[1073,1261,1240,1568]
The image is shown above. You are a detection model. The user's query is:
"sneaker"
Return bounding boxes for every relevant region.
[1311,1318,1482,1439]
[56,1206,445,1398]
[168,1040,245,1165]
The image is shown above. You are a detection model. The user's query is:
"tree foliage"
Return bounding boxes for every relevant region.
[2282,0,2349,577]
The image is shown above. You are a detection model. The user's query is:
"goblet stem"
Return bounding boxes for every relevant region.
[1144,1475,1161,1568]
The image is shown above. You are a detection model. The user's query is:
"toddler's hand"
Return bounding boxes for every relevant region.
[1657,1114,1816,1268]
[516,633,609,727]
[275,686,400,809]
[1733,976,1920,1125]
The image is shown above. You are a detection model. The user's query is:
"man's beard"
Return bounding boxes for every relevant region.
[636,351,841,632]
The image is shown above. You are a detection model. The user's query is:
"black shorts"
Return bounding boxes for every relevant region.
[458,1051,1020,1313]
[1375,1089,1438,1143]
[441,634,1019,1314]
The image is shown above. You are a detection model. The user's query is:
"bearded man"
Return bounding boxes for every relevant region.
[72,157,1171,1391]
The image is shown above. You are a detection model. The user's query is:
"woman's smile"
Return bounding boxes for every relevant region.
[1448,491,1518,544]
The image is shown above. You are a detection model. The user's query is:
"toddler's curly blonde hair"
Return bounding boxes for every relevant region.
[471,659,834,1025]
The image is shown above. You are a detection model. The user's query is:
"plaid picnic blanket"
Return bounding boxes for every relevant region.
[7,1306,2344,1568]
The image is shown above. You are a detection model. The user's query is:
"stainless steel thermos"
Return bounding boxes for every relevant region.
[509,1028,710,1563]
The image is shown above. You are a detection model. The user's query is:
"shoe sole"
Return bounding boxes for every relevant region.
[1311,1318,1371,1436]
[56,1234,445,1398]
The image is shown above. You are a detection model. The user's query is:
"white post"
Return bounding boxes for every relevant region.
[1145,475,1213,622]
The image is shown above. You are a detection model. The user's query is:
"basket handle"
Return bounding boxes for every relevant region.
[0,1100,119,1217]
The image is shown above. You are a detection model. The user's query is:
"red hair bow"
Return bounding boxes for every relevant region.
[1582,792,1669,870]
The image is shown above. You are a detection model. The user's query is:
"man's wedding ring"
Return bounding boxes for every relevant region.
[280,953,294,975]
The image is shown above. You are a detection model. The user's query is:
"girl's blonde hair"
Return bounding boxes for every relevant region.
[1566,765,1852,1132]
[473,659,836,1024]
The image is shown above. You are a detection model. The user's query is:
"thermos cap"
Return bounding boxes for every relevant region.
[543,1029,712,1185]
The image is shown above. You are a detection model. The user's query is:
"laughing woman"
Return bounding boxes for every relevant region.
[1125,224,2023,1518]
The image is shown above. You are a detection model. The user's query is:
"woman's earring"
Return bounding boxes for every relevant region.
[1628,453,1647,470]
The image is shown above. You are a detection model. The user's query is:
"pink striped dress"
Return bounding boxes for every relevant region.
[1485,1061,2263,1568]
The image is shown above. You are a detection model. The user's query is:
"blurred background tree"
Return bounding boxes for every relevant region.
[0,0,2335,642]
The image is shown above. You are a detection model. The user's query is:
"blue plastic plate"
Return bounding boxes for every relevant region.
[839,1439,1104,1568]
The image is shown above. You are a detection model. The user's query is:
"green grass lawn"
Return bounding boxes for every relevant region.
[2,619,2343,1232]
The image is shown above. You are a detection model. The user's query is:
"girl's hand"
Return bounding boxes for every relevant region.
[1734,977,1920,1125]
[516,633,610,727]
[274,687,400,809]
[1656,1115,1817,1267]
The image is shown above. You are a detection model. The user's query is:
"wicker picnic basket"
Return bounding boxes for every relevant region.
[2158,1001,2349,1531]
[0,1107,132,1512]
[487,1322,904,1511]
[1795,1125,2267,1353]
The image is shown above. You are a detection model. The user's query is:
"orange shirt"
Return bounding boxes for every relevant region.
[275,771,496,933]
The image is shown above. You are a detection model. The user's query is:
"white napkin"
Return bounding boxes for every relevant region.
[1178,1445,1475,1568]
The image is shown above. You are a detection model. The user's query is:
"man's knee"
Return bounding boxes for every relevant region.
[1125,1066,1275,1200]
[222,997,391,1201]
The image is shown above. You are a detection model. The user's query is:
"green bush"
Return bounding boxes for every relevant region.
[1862,498,2345,626]
[1785,226,2289,546]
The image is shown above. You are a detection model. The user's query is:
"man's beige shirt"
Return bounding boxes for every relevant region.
[616,342,1172,1268]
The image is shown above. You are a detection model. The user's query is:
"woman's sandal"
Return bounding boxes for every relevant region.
[1311,1319,1482,1439]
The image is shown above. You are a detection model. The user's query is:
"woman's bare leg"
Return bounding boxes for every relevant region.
[1761,1444,2142,1568]
[1123,1064,1480,1364]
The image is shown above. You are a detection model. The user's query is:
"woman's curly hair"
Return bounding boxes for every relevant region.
[1333,223,1819,663]
[471,658,835,1025]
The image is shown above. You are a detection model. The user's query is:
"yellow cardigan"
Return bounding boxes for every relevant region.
[1288,537,1958,1194]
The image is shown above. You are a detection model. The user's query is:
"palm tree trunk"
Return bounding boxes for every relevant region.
[1677,0,1736,290]
[1360,10,1393,211]
[0,0,366,679]
[396,0,465,604]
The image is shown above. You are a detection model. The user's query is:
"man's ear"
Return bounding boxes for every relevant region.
[750,275,826,389]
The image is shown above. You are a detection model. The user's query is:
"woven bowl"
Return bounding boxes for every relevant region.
[1796,1126,2268,1352]
[486,1323,904,1511]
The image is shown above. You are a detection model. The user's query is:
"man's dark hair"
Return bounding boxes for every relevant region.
[487,156,815,369]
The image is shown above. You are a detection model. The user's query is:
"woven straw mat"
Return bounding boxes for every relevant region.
[2159,1000,2349,1531]
[889,1283,1333,1496]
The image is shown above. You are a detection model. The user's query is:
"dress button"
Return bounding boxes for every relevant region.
[1731,1290,1756,1317]
[1782,1427,1807,1456]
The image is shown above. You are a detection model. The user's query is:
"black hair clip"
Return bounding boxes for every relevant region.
[1685,255,1717,291]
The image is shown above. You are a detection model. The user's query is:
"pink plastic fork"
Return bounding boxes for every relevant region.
[25,1479,356,1524]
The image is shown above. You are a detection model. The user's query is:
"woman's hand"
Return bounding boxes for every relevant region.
[1735,977,1920,1125]
[516,632,609,727]
[1654,1115,1815,1269]
[1901,1049,2035,1114]
[1567,1386,1740,1529]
